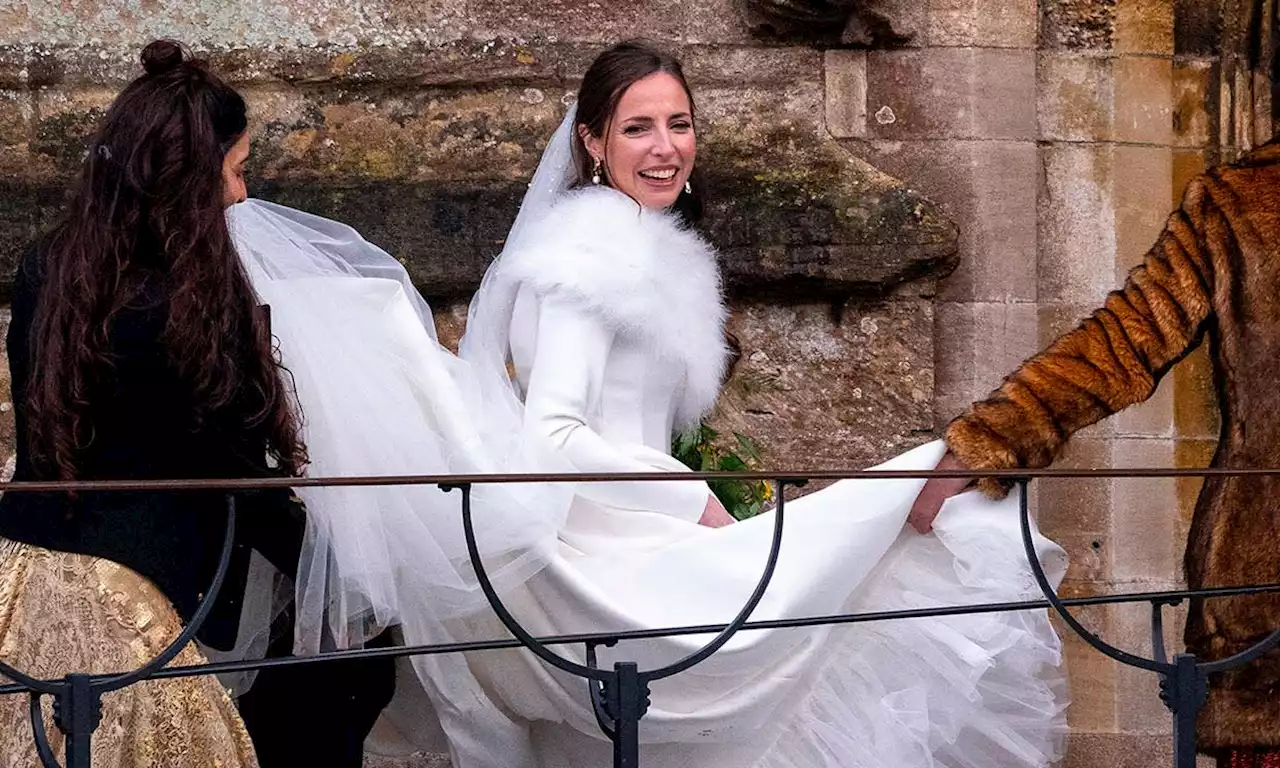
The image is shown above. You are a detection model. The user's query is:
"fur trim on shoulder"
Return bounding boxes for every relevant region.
[502,186,728,428]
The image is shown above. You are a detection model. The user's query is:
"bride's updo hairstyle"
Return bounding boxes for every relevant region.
[25,38,307,479]
[572,39,704,223]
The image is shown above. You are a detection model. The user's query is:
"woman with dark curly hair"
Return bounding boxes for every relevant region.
[0,40,391,767]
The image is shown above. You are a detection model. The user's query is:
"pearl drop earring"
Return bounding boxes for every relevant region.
[592,158,602,185]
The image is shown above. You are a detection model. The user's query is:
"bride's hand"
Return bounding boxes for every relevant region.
[699,496,735,528]
[907,451,972,534]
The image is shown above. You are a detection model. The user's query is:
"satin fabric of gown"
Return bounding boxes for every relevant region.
[228,194,1070,768]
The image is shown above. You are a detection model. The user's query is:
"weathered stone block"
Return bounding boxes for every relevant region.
[739,0,923,47]
[1057,606,1119,733]
[824,49,866,139]
[1040,0,1117,51]
[364,752,450,768]
[0,43,138,90]
[1174,437,1216,539]
[1114,372,1175,438]
[641,0,757,44]
[701,124,959,297]
[0,90,31,147]
[681,46,823,88]
[935,300,1038,400]
[1172,60,1215,148]
[1038,144,1117,304]
[1065,732,1217,767]
[1053,530,1113,587]
[0,4,28,43]
[853,139,1037,302]
[1173,343,1220,440]
[1251,68,1272,147]
[716,298,935,470]
[463,0,652,44]
[932,302,977,405]
[1038,437,1114,538]
[1115,0,1174,55]
[865,48,1036,140]
[246,85,561,186]
[1109,437,1181,583]
[257,181,521,299]
[1112,144,1172,274]
[698,80,825,133]
[1112,598,1186,733]
[1037,301,1100,345]
[1113,55,1174,145]
[498,0,758,45]
[1172,147,1207,204]
[924,0,1037,48]
[30,87,117,180]
[1173,0,1222,56]
[0,47,27,90]
[1037,52,1114,142]
[1,0,462,51]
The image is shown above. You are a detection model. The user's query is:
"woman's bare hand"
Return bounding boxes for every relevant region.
[699,496,735,528]
[907,451,972,534]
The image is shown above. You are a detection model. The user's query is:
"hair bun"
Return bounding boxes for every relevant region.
[140,39,186,75]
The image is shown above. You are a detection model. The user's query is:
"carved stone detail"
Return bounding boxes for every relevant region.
[740,0,918,46]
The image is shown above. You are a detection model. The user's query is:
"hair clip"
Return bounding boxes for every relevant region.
[96,145,112,161]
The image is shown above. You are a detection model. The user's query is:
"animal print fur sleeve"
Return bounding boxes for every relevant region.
[945,177,1219,497]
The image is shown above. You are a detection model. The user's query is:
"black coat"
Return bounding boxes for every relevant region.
[0,241,305,651]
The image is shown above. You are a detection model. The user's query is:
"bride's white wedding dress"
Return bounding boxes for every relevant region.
[226,110,1069,768]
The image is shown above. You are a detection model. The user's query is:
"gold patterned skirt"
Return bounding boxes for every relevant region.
[0,539,259,767]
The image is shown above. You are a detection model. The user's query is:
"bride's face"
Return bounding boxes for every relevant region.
[584,72,696,210]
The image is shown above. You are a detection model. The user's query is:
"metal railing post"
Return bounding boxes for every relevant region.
[56,675,97,768]
[1166,653,1205,768]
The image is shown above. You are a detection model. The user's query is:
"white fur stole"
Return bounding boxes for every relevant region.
[501,186,729,429]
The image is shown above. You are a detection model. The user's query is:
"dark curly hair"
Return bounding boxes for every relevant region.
[26,39,308,479]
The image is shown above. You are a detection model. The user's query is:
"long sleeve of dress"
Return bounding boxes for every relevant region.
[947,177,1221,496]
[522,295,711,522]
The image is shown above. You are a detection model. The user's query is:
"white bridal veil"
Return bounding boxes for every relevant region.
[227,177,574,655]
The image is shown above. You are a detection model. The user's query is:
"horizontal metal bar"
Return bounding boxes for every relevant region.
[8,465,1280,493]
[3,581,1277,694]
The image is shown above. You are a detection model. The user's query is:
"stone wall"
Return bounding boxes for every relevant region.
[824,0,1272,765]
[0,3,958,475]
[1,1,1277,766]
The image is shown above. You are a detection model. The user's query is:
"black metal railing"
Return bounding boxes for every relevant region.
[1,466,1279,768]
